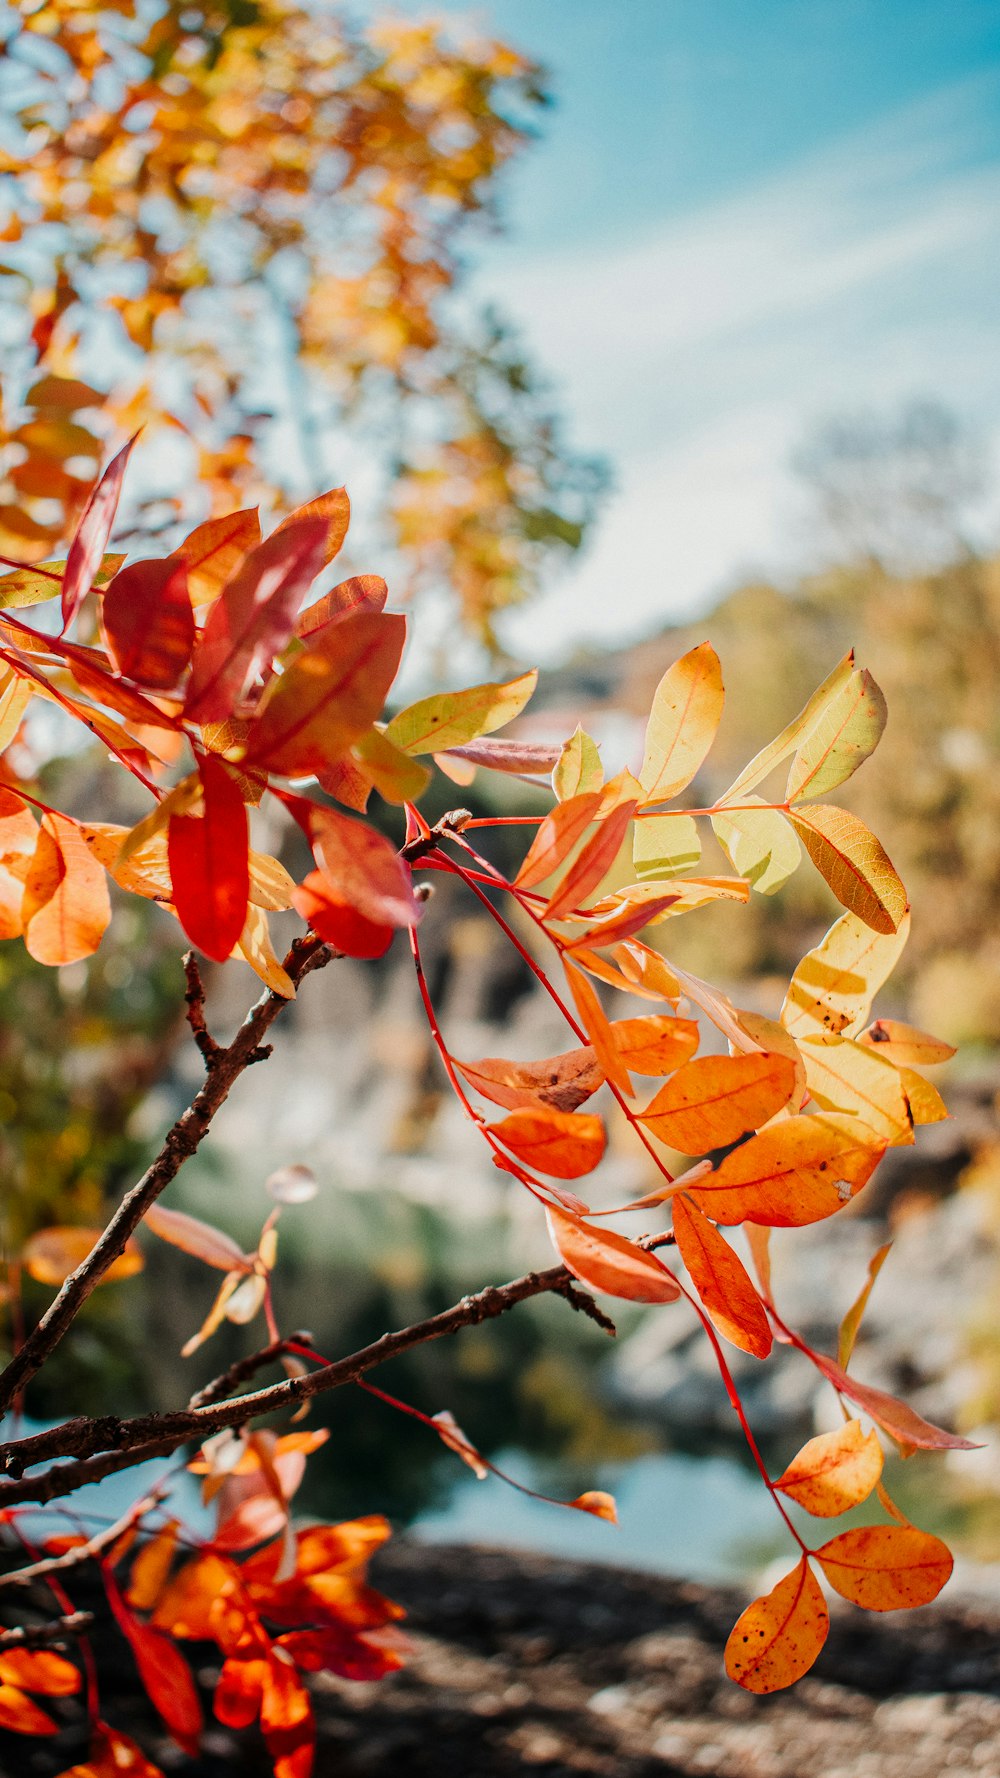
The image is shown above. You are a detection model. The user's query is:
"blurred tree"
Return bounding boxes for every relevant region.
[0,0,604,639]
[792,399,990,574]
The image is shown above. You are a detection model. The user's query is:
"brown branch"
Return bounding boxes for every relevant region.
[0,1264,580,1506]
[182,950,222,1067]
[0,934,337,1417]
[187,1332,314,1409]
[0,1487,166,1591]
[0,1612,94,1649]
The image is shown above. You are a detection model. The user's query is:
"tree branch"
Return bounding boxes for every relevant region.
[0,1264,580,1506]
[0,1612,94,1649]
[0,934,337,1417]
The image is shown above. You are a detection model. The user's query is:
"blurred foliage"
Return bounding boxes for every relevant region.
[0,0,604,638]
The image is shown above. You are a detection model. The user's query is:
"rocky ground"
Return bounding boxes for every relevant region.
[5,1540,1000,1778]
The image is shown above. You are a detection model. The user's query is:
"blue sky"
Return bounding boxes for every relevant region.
[399,0,1000,659]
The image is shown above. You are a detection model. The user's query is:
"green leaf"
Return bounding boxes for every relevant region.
[384,670,537,755]
[719,651,855,801]
[711,797,800,895]
[0,552,124,611]
[786,668,887,801]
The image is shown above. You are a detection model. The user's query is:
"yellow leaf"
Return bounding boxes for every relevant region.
[724,1558,829,1693]
[815,1525,953,1610]
[781,909,910,1040]
[799,1033,913,1145]
[786,667,887,801]
[0,671,32,751]
[720,651,855,801]
[633,812,701,880]
[384,669,537,754]
[353,725,431,802]
[711,797,800,895]
[899,1068,949,1126]
[858,1019,956,1066]
[688,1112,886,1226]
[553,725,603,800]
[787,804,907,934]
[639,641,724,803]
[838,1242,892,1370]
[236,904,295,997]
[774,1421,883,1516]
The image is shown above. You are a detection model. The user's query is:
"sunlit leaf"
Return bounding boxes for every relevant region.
[54,1719,165,1777]
[724,1558,829,1693]
[814,1526,953,1611]
[687,1113,886,1226]
[805,1348,980,1453]
[490,1106,607,1179]
[244,609,406,776]
[22,812,111,965]
[291,873,395,959]
[274,485,350,565]
[838,1242,892,1370]
[711,798,800,895]
[787,804,907,934]
[143,1203,249,1272]
[553,725,603,800]
[799,1033,913,1145]
[168,755,250,962]
[786,667,887,802]
[384,669,537,754]
[62,434,138,631]
[545,1206,680,1303]
[774,1421,883,1517]
[719,651,855,802]
[104,1575,202,1755]
[514,790,603,889]
[639,642,723,803]
[299,802,421,928]
[569,1491,617,1522]
[781,909,911,1040]
[564,957,634,1097]
[544,797,637,920]
[102,557,194,690]
[456,1048,602,1114]
[127,1522,180,1613]
[297,574,388,636]
[611,1014,699,1077]
[23,1226,143,1288]
[0,553,123,612]
[899,1067,949,1126]
[672,1196,772,1357]
[171,508,262,606]
[858,1020,956,1066]
[633,812,701,880]
[639,1052,798,1155]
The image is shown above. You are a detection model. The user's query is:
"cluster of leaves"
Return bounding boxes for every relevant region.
[0,0,603,636]
[0,438,974,1770]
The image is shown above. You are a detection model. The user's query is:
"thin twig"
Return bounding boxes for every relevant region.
[187,1332,314,1409]
[0,935,337,1418]
[0,1487,167,1589]
[0,1612,94,1649]
[182,951,221,1068]
[0,1265,583,1506]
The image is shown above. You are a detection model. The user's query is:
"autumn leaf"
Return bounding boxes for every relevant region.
[127,1523,180,1613]
[351,725,431,803]
[633,812,701,880]
[798,1033,913,1145]
[61,434,138,631]
[838,1242,892,1370]
[569,1491,618,1522]
[814,1525,953,1611]
[142,1203,249,1272]
[672,1196,771,1356]
[489,1106,607,1178]
[544,1206,680,1303]
[514,790,603,889]
[185,517,329,722]
[711,798,800,895]
[104,1573,202,1755]
[298,802,421,929]
[563,957,634,1097]
[687,1113,886,1226]
[430,1410,488,1478]
[244,609,406,777]
[611,1014,699,1076]
[0,1645,80,1735]
[805,1348,980,1453]
[54,1719,165,1777]
[168,754,250,962]
[455,1048,603,1114]
[786,667,887,802]
[291,873,394,959]
[724,1558,829,1693]
[639,1052,798,1155]
[858,1019,956,1066]
[553,725,603,800]
[900,1068,949,1126]
[384,670,537,754]
[102,557,194,690]
[544,797,637,920]
[22,811,111,965]
[774,1421,883,1517]
[781,908,911,1040]
[439,736,562,777]
[787,804,907,934]
[297,574,388,637]
[171,508,262,606]
[719,650,856,802]
[23,1226,143,1287]
[275,486,351,564]
[639,642,724,803]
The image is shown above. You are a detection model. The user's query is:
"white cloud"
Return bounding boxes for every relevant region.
[481,72,1000,659]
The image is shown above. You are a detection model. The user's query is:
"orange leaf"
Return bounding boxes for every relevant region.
[296,574,388,637]
[774,1421,883,1517]
[687,1113,886,1226]
[0,1685,58,1734]
[298,801,421,929]
[61,434,138,630]
[171,508,262,606]
[102,557,194,690]
[544,797,637,920]
[127,1522,180,1613]
[564,957,634,1098]
[899,1067,949,1126]
[639,641,724,803]
[859,1019,956,1066]
[724,1557,829,1693]
[514,789,603,889]
[805,1349,980,1453]
[168,754,249,962]
[185,517,329,722]
[569,1491,617,1523]
[22,812,111,965]
[455,1048,602,1114]
[781,908,910,1039]
[104,1577,202,1755]
[639,1052,798,1154]
[275,485,350,565]
[787,804,907,935]
[142,1202,248,1271]
[55,1718,166,1776]
[545,1206,680,1303]
[430,1410,488,1478]
[611,1014,699,1076]
[563,892,679,951]
[672,1196,771,1357]
[814,1525,953,1610]
[244,609,406,777]
[490,1106,607,1179]
[23,1226,143,1287]
[0,1647,80,1697]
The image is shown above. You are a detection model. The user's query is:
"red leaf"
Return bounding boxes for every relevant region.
[62,433,138,631]
[514,790,603,888]
[102,557,195,689]
[244,610,406,777]
[297,802,421,928]
[105,1574,202,1755]
[168,754,249,961]
[172,508,262,606]
[186,517,329,722]
[292,872,394,958]
[806,1348,981,1453]
[545,1206,680,1303]
[672,1196,772,1356]
[296,575,387,637]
